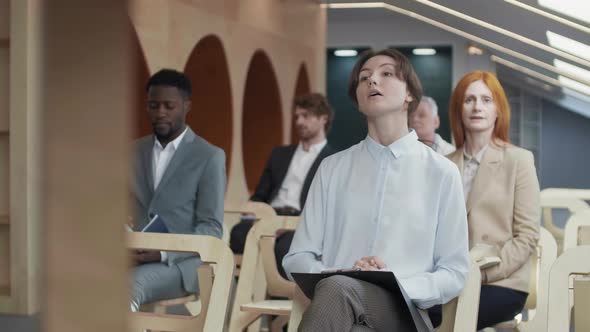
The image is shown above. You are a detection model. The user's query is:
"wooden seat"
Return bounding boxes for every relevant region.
[546,245,590,332]
[564,209,590,251]
[127,233,234,332]
[228,202,299,332]
[287,258,482,332]
[147,294,198,315]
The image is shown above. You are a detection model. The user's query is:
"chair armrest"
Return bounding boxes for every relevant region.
[127,233,234,332]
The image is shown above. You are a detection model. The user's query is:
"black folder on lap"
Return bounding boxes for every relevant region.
[291,270,433,332]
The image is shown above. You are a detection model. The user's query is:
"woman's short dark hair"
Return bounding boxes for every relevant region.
[347,48,423,114]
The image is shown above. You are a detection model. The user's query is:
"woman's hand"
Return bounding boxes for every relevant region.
[353,256,387,271]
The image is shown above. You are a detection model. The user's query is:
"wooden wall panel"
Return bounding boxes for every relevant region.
[9,0,41,314]
[0,0,8,295]
[42,1,129,330]
[130,23,151,139]
[290,63,311,144]
[184,35,233,178]
[0,0,8,39]
[129,0,326,208]
[242,50,283,193]
[0,47,8,132]
[0,135,8,291]
[0,136,7,216]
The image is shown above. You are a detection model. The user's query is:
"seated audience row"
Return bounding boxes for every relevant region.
[128,51,540,331]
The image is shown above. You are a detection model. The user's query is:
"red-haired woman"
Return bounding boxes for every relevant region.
[447,71,540,329]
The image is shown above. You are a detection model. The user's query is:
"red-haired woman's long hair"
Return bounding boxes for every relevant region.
[448,71,511,148]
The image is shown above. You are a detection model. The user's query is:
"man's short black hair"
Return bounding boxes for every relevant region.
[146,69,192,99]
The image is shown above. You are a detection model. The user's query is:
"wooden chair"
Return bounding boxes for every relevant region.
[228,202,299,332]
[141,223,239,315]
[563,209,590,251]
[540,188,590,252]
[487,227,558,332]
[128,233,234,332]
[546,245,590,332]
[436,258,482,332]
[223,208,257,277]
[287,258,482,332]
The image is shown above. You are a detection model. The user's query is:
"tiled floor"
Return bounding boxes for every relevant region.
[0,313,39,332]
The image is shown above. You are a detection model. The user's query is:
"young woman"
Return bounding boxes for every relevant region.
[283,49,469,331]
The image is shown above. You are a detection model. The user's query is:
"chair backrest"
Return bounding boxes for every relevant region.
[223,209,247,245]
[228,202,298,332]
[540,188,589,251]
[564,209,590,251]
[524,226,558,310]
[541,188,590,201]
[437,258,481,332]
[519,227,558,332]
[259,215,299,298]
[127,233,234,332]
[546,245,590,332]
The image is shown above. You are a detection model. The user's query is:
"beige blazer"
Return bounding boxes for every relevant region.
[448,143,540,293]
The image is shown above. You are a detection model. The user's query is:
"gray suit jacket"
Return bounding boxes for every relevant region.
[131,127,225,293]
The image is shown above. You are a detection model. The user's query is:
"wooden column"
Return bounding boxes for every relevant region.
[42,1,131,331]
[6,0,42,314]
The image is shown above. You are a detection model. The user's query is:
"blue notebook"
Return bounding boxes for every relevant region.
[141,213,169,233]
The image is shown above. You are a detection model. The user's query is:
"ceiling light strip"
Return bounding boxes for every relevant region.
[503,0,590,34]
[321,2,385,9]
[491,55,590,97]
[547,31,590,62]
[323,2,590,86]
[413,0,590,68]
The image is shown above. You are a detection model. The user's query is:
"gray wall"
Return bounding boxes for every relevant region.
[540,100,590,189]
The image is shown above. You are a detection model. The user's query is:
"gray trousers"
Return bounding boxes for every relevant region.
[298,275,413,332]
[131,262,191,311]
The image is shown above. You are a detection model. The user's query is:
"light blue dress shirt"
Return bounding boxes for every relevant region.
[283,130,469,309]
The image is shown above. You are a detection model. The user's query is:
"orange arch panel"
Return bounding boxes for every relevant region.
[184,35,233,177]
[130,24,151,139]
[242,50,283,193]
[291,63,311,144]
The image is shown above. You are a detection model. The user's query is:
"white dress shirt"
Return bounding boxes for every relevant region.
[283,130,469,309]
[462,145,488,202]
[153,127,188,190]
[270,140,327,211]
[152,127,188,262]
[434,134,456,156]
